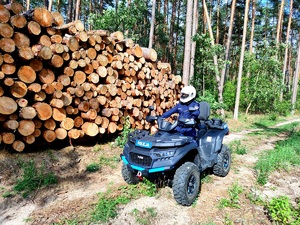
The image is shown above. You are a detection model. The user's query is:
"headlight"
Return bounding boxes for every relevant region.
[154,150,175,158]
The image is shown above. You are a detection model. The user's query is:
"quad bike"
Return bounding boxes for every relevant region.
[120,101,231,206]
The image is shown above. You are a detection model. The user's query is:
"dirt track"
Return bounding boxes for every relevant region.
[0,119,300,225]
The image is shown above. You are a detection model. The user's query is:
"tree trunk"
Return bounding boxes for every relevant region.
[291,34,300,115]
[220,0,236,87]
[148,0,156,49]
[75,0,81,21]
[182,0,193,85]
[280,0,293,101]
[233,0,250,120]
[189,0,198,80]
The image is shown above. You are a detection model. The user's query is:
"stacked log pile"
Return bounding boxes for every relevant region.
[0,3,183,152]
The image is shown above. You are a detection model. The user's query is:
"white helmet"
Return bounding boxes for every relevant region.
[180,85,196,103]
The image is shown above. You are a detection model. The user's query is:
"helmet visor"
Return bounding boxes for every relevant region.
[181,93,189,99]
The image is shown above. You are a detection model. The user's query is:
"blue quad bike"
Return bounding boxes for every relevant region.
[120,101,231,206]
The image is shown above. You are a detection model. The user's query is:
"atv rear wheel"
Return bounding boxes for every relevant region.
[213,145,231,177]
[172,162,200,206]
[121,163,140,184]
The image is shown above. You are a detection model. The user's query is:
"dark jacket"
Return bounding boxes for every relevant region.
[161,100,200,137]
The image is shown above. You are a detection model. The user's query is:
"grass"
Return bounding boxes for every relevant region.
[266,196,300,225]
[86,162,100,172]
[14,160,57,198]
[254,123,300,185]
[132,207,157,225]
[91,179,157,223]
[229,140,247,155]
[218,182,243,209]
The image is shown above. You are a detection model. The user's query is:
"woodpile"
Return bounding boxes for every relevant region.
[0,3,183,152]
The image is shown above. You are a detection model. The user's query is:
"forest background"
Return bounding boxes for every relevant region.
[2,0,300,119]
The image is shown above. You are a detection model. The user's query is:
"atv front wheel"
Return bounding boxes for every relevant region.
[213,145,231,177]
[121,163,140,184]
[172,162,200,206]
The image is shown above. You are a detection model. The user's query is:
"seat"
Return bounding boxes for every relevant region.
[197,101,210,138]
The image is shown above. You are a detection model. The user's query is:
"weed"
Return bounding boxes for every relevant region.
[246,186,264,205]
[255,129,300,185]
[99,155,120,168]
[224,214,234,225]
[218,182,243,209]
[14,160,57,198]
[132,207,157,225]
[86,163,100,172]
[52,219,79,225]
[267,196,300,225]
[92,179,157,223]
[230,140,247,155]
[2,191,14,198]
[114,116,133,148]
[93,144,101,152]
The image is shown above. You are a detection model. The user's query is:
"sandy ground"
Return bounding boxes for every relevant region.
[0,119,300,225]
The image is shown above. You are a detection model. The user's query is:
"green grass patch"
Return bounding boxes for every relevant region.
[14,160,57,198]
[254,126,300,185]
[91,179,157,223]
[86,163,100,172]
[132,207,157,225]
[99,155,120,168]
[266,196,300,225]
[229,140,247,155]
[218,182,243,209]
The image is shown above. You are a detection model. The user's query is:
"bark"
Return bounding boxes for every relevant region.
[182,0,193,85]
[280,0,293,101]
[148,0,156,49]
[291,35,300,114]
[233,0,250,120]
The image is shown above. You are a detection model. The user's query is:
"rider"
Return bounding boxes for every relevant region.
[161,85,200,137]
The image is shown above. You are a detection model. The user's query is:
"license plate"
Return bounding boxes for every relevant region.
[135,140,152,149]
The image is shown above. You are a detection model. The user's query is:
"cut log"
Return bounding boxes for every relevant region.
[29,59,43,71]
[0,23,13,38]
[3,120,19,130]
[23,135,35,144]
[10,14,27,28]
[1,63,16,75]
[10,81,28,98]
[18,65,36,83]
[38,45,52,60]
[33,102,53,120]
[27,21,41,35]
[68,128,81,139]
[39,68,55,84]
[28,83,42,92]
[12,140,25,152]
[43,130,56,142]
[0,37,15,52]
[52,107,67,121]
[108,122,117,133]
[60,117,74,130]
[55,128,67,140]
[19,106,37,119]
[0,5,10,23]
[18,120,35,136]
[5,2,24,15]
[0,96,18,115]
[18,47,34,60]
[44,118,56,130]
[2,132,15,144]
[52,11,64,26]
[81,122,99,136]
[33,7,53,27]
[16,98,28,107]
[141,47,157,62]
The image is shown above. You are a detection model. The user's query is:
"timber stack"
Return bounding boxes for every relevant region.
[0,3,183,152]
